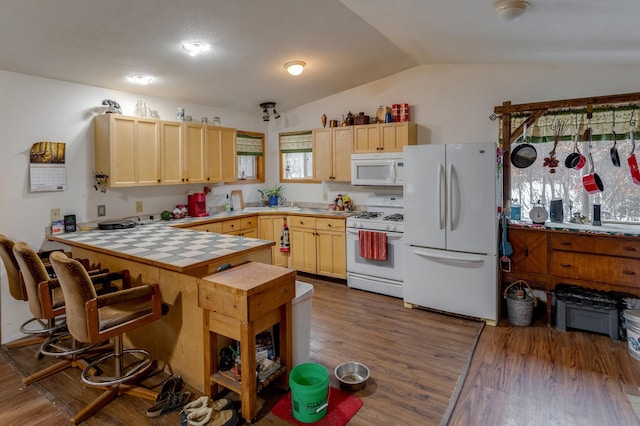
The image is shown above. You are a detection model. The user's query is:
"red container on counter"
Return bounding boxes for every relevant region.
[392,104,400,122]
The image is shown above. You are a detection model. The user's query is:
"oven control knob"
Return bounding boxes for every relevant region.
[385,224,390,231]
[358,223,363,228]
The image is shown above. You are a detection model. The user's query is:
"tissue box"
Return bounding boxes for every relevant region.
[51,220,65,235]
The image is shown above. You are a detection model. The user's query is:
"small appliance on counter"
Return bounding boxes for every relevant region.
[550,199,563,223]
[188,192,208,217]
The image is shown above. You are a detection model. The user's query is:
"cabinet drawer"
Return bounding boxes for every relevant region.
[551,251,639,286]
[221,219,242,233]
[316,218,345,231]
[288,216,316,230]
[550,234,640,259]
[241,216,257,230]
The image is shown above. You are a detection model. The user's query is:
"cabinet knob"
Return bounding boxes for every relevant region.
[327,224,332,227]
[560,263,572,268]
[623,270,636,275]
[559,241,571,246]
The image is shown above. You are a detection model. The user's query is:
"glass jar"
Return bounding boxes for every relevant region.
[177,107,185,122]
[213,116,221,126]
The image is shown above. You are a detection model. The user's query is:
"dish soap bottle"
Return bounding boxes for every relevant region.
[225,194,232,211]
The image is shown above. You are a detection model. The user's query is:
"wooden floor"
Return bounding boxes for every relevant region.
[2,274,640,425]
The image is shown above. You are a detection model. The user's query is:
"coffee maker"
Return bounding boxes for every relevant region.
[188,193,208,217]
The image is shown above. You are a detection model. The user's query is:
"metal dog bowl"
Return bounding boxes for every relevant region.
[334,361,370,391]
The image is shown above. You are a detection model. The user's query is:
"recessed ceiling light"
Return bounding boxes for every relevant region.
[182,41,210,56]
[127,74,153,85]
[284,61,305,76]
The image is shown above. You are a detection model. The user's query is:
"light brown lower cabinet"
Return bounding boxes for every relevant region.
[289,216,346,279]
[257,216,290,267]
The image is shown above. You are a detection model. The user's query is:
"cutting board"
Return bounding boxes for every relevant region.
[231,190,244,210]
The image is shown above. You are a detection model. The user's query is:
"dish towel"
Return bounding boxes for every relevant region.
[359,230,387,261]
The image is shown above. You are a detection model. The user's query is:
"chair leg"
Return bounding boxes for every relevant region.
[4,335,47,349]
[70,386,120,425]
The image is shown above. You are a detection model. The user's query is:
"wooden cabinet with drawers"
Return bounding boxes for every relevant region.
[503,225,640,299]
[221,216,257,238]
[289,215,346,279]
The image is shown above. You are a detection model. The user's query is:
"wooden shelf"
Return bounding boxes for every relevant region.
[210,364,288,395]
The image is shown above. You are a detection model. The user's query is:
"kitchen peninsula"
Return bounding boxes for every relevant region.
[47,218,275,392]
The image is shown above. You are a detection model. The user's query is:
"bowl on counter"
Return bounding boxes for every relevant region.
[334,361,370,391]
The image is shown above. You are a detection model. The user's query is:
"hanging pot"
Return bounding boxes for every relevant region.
[611,130,621,167]
[582,152,604,193]
[565,132,586,169]
[628,130,640,185]
[510,123,537,169]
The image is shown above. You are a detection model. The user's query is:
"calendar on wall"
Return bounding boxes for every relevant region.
[29,141,67,192]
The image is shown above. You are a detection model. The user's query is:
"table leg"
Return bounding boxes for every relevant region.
[240,321,257,422]
[203,312,219,397]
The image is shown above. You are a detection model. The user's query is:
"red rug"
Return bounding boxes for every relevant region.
[272,386,363,425]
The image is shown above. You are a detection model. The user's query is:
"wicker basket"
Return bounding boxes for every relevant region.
[503,280,537,326]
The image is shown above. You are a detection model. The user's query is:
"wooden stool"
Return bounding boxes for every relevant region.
[198,262,295,423]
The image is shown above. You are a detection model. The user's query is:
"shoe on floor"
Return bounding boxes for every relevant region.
[156,375,183,402]
[187,406,238,426]
[183,395,233,415]
[146,391,191,417]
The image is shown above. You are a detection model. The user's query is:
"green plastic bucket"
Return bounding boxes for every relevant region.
[289,362,329,423]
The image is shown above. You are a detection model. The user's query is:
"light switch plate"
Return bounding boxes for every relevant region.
[136,201,143,213]
[50,208,61,221]
[97,205,106,217]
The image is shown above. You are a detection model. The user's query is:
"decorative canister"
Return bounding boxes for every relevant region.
[177,107,185,122]
[392,104,400,122]
[400,103,410,122]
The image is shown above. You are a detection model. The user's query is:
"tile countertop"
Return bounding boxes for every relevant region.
[47,208,353,273]
[509,220,640,237]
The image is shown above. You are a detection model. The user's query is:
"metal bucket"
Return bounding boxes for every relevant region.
[504,280,537,326]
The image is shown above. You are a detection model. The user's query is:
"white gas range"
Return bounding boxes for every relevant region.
[346,196,404,298]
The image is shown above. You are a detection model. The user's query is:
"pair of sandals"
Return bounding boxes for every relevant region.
[180,396,238,426]
[146,375,191,418]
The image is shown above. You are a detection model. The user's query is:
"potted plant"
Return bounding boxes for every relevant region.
[263,184,285,207]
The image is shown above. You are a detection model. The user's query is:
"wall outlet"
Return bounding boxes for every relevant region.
[50,208,61,222]
[136,201,143,213]
[323,192,328,201]
[97,205,106,217]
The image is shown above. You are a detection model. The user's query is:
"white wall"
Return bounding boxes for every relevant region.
[3,63,640,342]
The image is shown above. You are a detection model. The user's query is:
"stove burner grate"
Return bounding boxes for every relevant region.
[383,213,404,222]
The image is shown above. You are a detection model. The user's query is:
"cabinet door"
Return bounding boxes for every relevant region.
[160,121,184,185]
[184,123,205,183]
[317,230,346,278]
[313,128,332,181]
[259,216,290,267]
[290,227,317,274]
[332,127,353,182]
[353,124,380,153]
[509,228,548,274]
[220,127,237,182]
[136,119,161,185]
[109,116,137,186]
[380,122,416,152]
[205,126,223,183]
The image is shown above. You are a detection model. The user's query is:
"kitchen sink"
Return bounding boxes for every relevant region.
[243,206,302,212]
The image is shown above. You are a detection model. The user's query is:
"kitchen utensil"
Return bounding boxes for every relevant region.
[510,123,537,168]
[582,152,604,193]
[628,130,640,185]
[565,132,585,169]
[544,119,566,173]
[611,130,621,167]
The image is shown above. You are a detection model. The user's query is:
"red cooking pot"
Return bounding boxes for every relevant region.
[628,130,640,185]
[582,152,603,193]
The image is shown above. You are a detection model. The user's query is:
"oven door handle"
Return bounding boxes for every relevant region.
[347,229,403,239]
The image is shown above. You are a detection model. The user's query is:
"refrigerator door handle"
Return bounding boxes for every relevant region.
[447,163,454,231]
[438,163,445,230]
[412,249,485,264]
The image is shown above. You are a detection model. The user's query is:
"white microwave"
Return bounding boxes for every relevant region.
[351,153,404,186]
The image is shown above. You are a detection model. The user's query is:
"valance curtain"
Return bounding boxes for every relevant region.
[236,133,264,156]
[279,131,312,153]
[500,104,639,145]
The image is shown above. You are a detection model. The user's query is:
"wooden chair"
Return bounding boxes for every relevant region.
[49,251,168,425]
[12,242,130,385]
[0,234,66,348]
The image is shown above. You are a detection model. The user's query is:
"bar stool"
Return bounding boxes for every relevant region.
[49,251,168,425]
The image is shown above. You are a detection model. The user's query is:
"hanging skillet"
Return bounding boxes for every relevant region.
[611,130,621,167]
[510,123,537,168]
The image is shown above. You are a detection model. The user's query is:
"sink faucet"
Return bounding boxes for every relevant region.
[257,190,265,207]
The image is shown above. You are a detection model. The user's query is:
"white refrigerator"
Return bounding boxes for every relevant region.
[403,143,500,322]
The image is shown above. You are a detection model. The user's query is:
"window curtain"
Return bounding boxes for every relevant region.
[279,131,312,153]
[236,133,263,156]
[500,104,639,145]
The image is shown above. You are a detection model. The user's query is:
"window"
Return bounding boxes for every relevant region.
[280,131,313,181]
[507,106,640,224]
[234,131,264,183]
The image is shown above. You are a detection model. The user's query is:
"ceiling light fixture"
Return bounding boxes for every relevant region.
[495,0,529,21]
[182,41,210,56]
[127,74,153,85]
[260,102,280,121]
[284,61,305,76]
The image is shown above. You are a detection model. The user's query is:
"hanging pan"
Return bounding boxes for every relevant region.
[511,123,537,168]
[565,131,586,170]
[582,152,603,194]
[628,129,640,185]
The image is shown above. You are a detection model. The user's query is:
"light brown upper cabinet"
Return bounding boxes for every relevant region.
[353,122,417,153]
[160,120,184,185]
[313,126,353,182]
[94,114,160,187]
